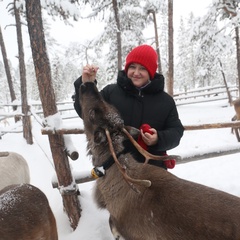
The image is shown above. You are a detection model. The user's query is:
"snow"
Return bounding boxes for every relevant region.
[0,98,240,239]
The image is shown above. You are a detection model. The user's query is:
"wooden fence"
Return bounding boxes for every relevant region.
[174,85,238,105]
[0,84,239,131]
[1,85,238,119]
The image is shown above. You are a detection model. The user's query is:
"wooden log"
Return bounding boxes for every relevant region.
[52,171,95,188]
[65,149,79,161]
[184,121,240,130]
[41,129,82,160]
[41,128,85,135]
[178,147,240,164]
[0,130,22,133]
[41,122,240,133]
[173,85,237,97]
[176,96,229,106]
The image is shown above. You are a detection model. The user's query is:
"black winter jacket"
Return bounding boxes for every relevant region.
[74,70,184,167]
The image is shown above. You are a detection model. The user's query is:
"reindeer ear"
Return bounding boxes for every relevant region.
[94,129,106,144]
[124,126,140,138]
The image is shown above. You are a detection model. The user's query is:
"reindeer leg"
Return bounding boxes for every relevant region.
[105,129,151,191]
[109,216,125,240]
[122,127,181,164]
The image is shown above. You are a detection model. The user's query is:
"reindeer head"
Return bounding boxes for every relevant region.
[79,82,124,146]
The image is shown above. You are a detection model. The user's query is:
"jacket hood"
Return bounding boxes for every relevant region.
[117,70,165,94]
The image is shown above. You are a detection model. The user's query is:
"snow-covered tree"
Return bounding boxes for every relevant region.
[194,0,239,88]
[0,61,9,103]
[175,16,197,91]
[25,58,39,101]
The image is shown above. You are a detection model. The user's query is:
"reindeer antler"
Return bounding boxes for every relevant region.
[122,127,181,165]
[105,129,151,192]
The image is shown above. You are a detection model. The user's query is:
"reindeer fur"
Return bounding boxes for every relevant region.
[0,183,58,240]
[0,152,30,190]
[79,82,240,240]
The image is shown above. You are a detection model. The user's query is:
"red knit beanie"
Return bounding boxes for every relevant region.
[125,45,158,79]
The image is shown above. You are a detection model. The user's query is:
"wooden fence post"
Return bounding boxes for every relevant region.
[25,0,81,230]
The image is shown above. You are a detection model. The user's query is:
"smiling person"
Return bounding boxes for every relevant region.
[73,44,184,169]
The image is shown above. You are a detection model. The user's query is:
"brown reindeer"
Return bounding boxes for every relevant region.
[79,82,240,240]
[0,184,58,240]
[231,99,240,142]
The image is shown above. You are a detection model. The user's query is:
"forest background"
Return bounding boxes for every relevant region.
[1,0,240,235]
[0,0,239,105]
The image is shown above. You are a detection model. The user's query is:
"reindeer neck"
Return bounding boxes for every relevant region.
[98,149,127,170]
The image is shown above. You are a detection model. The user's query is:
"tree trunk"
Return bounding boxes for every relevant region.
[218,59,233,104]
[0,24,20,122]
[112,0,122,70]
[150,10,162,74]
[167,0,174,96]
[235,26,240,98]
[25,0,81,230]
[14,1,33,144]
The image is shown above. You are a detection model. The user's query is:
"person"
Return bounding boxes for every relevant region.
[73,44,184,169]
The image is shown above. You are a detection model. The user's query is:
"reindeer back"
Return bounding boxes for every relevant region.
[0,184,58,240]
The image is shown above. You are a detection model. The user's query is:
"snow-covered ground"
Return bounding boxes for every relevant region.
[0,99,240,239]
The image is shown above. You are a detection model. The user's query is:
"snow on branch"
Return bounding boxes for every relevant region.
[52,170,95,188]
[42,112,80,160]
[41,0,81,21]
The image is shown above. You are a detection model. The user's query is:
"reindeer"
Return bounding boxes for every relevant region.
[0,183,58,240]
[231,99,240,142]
[0,152,30,190]
[79,82,240,240]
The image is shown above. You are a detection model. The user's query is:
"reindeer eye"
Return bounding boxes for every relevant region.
[94,129,106,144]
[89,109,95,122]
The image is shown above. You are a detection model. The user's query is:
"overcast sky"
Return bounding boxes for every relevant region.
[0,0,211,67]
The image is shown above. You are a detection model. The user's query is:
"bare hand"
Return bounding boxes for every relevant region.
[82,64,99,83]
[140,128,158,146]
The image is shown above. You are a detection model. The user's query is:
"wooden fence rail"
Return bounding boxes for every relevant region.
[173,85,238,106]
[40,121,240,135]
